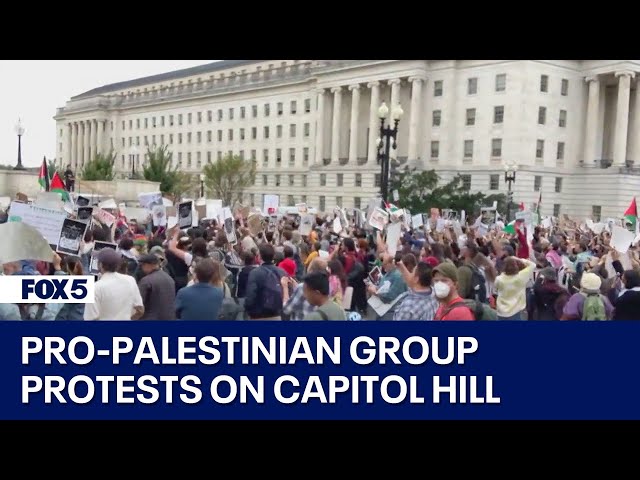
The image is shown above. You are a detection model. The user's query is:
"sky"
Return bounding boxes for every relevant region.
[0,60,216,168]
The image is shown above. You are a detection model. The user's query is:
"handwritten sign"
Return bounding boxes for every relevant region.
[8,202,68,246]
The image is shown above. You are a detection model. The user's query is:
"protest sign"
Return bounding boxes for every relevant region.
[167,216,178,229]
[8,202,67,246]
[516,211,533,225]
[56,218,88,255]
[0,222,54,263]
[90,241,117,275]
[152,205,167,227]
[123,207,150,223]
[178,201,193,229]
[205,200,223,220]
[263,194,279,215]
[247,214,263,236]
[411,214,424,229]
[386,222,402,256]
[369,208,389,230]
[296,203,308,214]
[76,196,91,207]
[299,214,315,236]
[77,207,93,223]
[480,207,497,227]
[94,208,116,227]
[333,216,342,234]
[222,207,237,244]
[138,192,163,209]
[610,225,635,254]
[98,198,118,210]
[35,192,64,210]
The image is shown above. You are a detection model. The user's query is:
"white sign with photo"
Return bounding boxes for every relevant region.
[138,191,163,209]
[369,208,389,230]
[178,201,193,229]
[7,202,67,247]
[222,207,237,245]
[56,218,88,256]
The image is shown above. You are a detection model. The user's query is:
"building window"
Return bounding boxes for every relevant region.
[240,128,245,140]
[374,174,381,187]
[207,111,212,122]
[129,119,133,130]
[187,113,192,125]
[303,147,309,164]
[251,149,256,161]
[178,152,182,165]
[160,134,164,145]
[336,196,343,208]
[536,139,544,159]
[144,118,148,129]
[122,120,126,130]
[252,127,257,139]
[302,175,307,187]
[355,173,362,187]
[557,142,565,160]
[240,106,246,119]
[289,148,295,165]
[555,177,563,193]
[197,132,202,143]
[491,138,502,157]
[553,204,561,217]
[287,195,295,205]
[276,125,283,138]
[264,126,270,139]
[217,110,223,121]
[239,150,245,160]
[304,123,310,136]
[495,73,506,92]
[250,194,255,206]
[178,133,183,144]
[277,102,283,115]
[263,149,269,165]
[187,152,192,166]
[494,106,504,124]
[467,77,478,95]
[197,112,202,124]
[319,196,325,212]
[464,140,473,159]
[337,173,343,187]
[592,205,602,222]
[288,175,295,186]
[187,132,192,143]
[252,105,258,118]
[430,141,440,159]
[276,148,282,164]
[434,80,443,97]
[540,75,549,93]
[169,134,173,144]
[290,124,296,138]
[229,108,234,120]
[559,110,567,128]
[218,151,222,161]
[561,78,569,96]
[207,151,212,163]
[122,138,126,148]
[489,174,499,190]
[207,131,212,142]
[534,176,542,192]
[179,114,185,126]
[460,174,472,190]
[320,174,327,186]
[217,130,222,142]
[152,117,157,128]
[466,108,476,126]
[305,99,311,113]
[169,115,174,127]
[262,175,268,186]
[354,197,361,209]
[290,101,297,114]
[264,104,270,116]
[275,175,281,187]
[432,110,441,126]
[197,151,202,167]
[144,136,148,146]
[137,119,141,129]
[538,106,547,125]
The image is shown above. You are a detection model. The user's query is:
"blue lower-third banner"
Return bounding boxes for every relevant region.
[2,321,639,420]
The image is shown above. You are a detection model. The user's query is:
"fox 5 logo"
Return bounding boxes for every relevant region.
[0,276,96,304]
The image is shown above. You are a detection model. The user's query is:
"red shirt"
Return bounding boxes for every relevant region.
[343,251,357,274]
[435,297,476,321]
[278,258,297,277]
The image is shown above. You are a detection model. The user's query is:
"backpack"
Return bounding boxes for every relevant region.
[293,253,305,281]
[437,299,498,321]
[219,297,245,320]
[124,257,138,277]
[581,293,607,320]
[467,264,488,303]
[259,266,284,317]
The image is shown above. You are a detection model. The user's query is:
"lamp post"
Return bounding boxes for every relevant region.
[376,102,403,204]
[14,119,26,171]
[130,145,139,178]
[199,173,206,198]
[504,161,518,222]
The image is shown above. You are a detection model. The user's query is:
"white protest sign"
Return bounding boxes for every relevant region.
[0,222,54,263]
[152,205,167,227]
[386,222,402,256]
[263,194,280,215]
[392,189,399,202]
[138,191,163,209]
[516,211,533,225]
[98,198,118,210]
[610,225,635,254]
[124,207,151,223]
[35,192,64,211]
[333,216,342,234]
[411,214,424,228]
[205,199,223,220]
[167,216,178,229]
[436,218,446,232]
[94,208,116,227]
[8,202,67,246]
[460,210,466,226]
[592,222,605,235]
[299,214,315,236]
[296,203,308,214]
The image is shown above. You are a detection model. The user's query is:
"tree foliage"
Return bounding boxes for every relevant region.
[81,152,116,181]
[143,145,194,200]
[47,160,58,179]
[390,167,507,217]
[203,154,257,206]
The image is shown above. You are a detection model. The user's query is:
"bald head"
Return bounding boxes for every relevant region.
[308,258,328,273]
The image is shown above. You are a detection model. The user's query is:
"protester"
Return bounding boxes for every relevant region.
[175,258,224,320]
[432,263,475,321]
[612,270,640,320]
[84,249,144,321]
[55,255,86,320]
[244,243,285,320]
[394,261,439,320]
[301,271,347,320]
[366,253,407,320]
[327,258,347,306]
[138,254,176,320]
[561,272,614,320]
[278,246,297,277]
[494,257,537,320]
[282,258,327,320]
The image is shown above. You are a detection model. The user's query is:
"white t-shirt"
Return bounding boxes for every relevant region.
[84,272,143,320]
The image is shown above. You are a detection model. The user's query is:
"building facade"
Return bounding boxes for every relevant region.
[54,60,640,218]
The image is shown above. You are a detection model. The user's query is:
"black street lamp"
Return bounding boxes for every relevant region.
[130,145,138,178]
[376,102,403,204]
[14,118,26,171]
[504,161,518,222]
[199,173,205,198]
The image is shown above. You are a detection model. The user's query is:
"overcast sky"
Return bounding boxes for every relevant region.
[0,60,216,168]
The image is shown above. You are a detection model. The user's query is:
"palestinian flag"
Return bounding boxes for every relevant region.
[503,220,516,235]
[50,172,70,202]
[38,157,50,191]
[519,202,525,211]
[624,197,637,231]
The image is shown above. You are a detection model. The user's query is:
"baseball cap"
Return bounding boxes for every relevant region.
[432,262,458,283]
[96,248,121,268]
[138,254,159,265]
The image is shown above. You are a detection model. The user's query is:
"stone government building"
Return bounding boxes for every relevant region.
[55,60,640,218]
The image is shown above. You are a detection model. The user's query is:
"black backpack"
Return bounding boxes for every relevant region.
[293,252,305,281]
[259,266,284,317]
[467,264,488,303]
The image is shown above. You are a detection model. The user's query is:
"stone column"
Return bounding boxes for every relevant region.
[66,123,73,170]
[583,76,600,164]
[83,120,90,167]
[632,78,640,163]
[348,84,360,164]
[315,89,325,165]
[407,77,424,163]
[367,81,380,164]
[89,120,97,160]
[96,119,103,155]
[76,122,83,169]
[71,122,78,171]
[330,86,343,164]
[613,71,634,166]
[389,79,401,110]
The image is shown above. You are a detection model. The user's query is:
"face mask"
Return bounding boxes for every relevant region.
[433,281,451,299]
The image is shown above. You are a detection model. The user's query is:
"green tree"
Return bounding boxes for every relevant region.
[142,145,194,200]
[203,153,256,206]
[390,167,507,219]
[81,152,116,181]
[47,160,59,180]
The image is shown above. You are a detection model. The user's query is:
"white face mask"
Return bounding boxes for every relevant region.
[433,281,451,299]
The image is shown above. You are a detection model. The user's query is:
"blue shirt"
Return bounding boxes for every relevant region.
[175,283,223,320]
